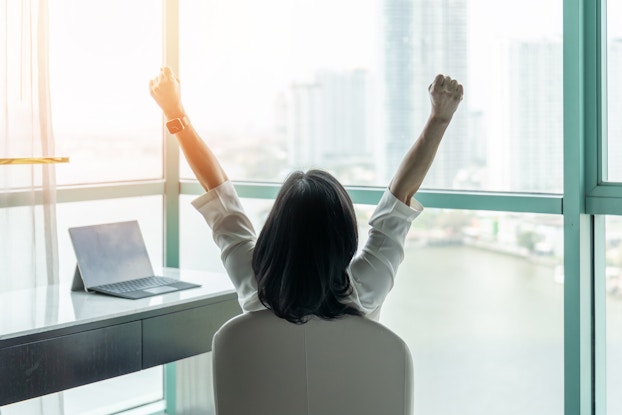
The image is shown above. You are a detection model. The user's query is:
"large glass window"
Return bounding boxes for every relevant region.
[606,216,622,414]
[49,0,163,184]
[381,209,564,414]
[179,0,562,192]
[607,1,622,182]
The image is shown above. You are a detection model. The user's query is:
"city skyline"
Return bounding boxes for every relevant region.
[282,0,563,192]
[45,0,576,194]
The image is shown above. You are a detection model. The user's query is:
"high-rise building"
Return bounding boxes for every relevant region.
[380,0,415,183]
[288,82,321,169]
[287,69,374,182]
[381,0,469,188]
[487,38,563,192]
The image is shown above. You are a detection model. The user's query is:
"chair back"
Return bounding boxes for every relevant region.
[212,309,413,415]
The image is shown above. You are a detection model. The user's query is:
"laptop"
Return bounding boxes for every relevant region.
[69,220,200,299]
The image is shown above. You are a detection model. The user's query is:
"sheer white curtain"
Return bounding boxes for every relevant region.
[0,0,62,413]
[0,0,58,287]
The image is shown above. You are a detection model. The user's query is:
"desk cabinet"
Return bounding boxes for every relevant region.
[0,280,241,407]
[0,322,141,406]
[143,299,241,368]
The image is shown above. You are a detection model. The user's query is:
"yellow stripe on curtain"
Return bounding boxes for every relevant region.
[0,0,63,412]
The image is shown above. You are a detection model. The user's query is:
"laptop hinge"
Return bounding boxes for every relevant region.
[71,265,90,292]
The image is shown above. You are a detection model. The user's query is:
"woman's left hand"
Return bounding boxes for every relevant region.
[149,67,186,120]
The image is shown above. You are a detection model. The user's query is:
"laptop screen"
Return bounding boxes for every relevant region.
[69,220,154,288]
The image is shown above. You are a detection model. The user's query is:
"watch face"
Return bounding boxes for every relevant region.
[167,119,184,134]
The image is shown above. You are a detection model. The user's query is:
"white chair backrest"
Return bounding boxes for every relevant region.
[212,309,413,415]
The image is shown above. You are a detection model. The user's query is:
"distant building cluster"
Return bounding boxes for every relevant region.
[287,70,374,182]
[281,0,565,192]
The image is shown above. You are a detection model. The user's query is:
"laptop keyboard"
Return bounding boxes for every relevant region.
[96,276,177,294]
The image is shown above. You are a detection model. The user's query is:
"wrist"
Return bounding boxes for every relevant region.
[164,106,186,121]
[429,114,452,125]
[165,113,186,121]
[166,114,191,134]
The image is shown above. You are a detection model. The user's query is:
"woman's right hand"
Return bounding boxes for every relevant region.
[149,67,186,120]
[428,74,463,124]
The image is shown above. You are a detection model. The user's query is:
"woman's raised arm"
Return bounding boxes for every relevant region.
[149,67,228,191]
[388,74,464,206]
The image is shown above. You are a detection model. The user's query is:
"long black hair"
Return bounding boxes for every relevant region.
[252,170,362,323]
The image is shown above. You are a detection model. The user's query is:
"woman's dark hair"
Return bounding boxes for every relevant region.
[252,169,362,324]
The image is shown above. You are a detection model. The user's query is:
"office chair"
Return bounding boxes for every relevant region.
[212,309,413,415]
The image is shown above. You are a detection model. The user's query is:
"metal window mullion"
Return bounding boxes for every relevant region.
[163,0,180,269]
[594,215,606,415]
[587,194,622,215]
[590,3,609,412]
[163,0,180,414]
[1,181,165,208]
[564,1,595,415]
[180,180,563,214]
[586,0,622,215]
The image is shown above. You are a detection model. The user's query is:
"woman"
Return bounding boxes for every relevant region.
[149,67,463,323]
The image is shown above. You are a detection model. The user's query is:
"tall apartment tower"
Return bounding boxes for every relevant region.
[487,39,563,192]
[382,0,468,188]
[288,69,374,182]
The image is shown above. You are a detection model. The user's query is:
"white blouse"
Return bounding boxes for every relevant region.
[192,181,423,321]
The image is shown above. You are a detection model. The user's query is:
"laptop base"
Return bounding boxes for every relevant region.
[91,280,200,299]
[71,264,200,299]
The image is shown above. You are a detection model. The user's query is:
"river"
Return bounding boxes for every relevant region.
[381,244,622,415]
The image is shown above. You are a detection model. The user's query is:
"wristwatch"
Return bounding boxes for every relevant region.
[166,115,190,134]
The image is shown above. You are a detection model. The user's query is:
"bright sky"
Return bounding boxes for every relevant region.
[48,0,621,133]
[179,0,564,130]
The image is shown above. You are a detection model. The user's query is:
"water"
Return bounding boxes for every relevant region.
[381,245,564,415]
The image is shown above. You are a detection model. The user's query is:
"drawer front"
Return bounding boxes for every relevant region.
[0,322,141,406]
[142,299,241,368]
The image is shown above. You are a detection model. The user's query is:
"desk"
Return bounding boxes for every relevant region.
[0,268,242,406]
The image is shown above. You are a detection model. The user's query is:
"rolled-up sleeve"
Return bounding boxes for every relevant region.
[347,190,423,318]
[191,181,264,311]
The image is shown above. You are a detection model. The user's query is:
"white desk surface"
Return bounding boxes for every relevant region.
[0,268,236,342]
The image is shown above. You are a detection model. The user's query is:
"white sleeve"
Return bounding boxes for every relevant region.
[347,190,423,317]
[191,181,264,312]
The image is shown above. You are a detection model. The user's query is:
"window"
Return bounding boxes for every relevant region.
[49,0,163,184]
[607,1,622,182]
[179,0,562,192]
[606,216,622,414]
[377,209,564,414]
